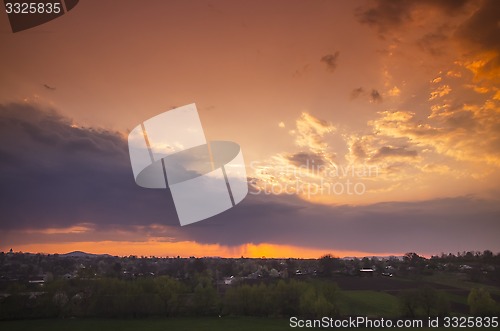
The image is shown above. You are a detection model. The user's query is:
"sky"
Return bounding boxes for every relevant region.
[1,0,499,258]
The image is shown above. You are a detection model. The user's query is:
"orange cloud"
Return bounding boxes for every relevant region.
[429,85,451,101]
[25,224,94,235]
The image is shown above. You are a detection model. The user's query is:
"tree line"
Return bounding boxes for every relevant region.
[0,275,339,320]
[1,274,498,320]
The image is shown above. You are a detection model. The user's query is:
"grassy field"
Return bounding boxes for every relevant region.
[0,317,491,331]
[337,290,399,317]
[423,272,500,297]
[333,273,500,317]
[0,317,286,331]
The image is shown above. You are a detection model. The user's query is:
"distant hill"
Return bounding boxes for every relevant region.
[60,251,113,258]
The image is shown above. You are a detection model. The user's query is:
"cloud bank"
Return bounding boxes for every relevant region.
[1,103,499,255]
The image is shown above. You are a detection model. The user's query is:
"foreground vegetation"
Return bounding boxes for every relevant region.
[0,317,286,331]
[1,275,498,320]
[0,317,492,331]
[1,250,499,321]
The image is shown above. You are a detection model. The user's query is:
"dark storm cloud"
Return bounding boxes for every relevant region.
[351,87,383,103]
[286,152,326,167]
[350,87,364,100]
[370,89,383,103]
[444,110,477,130]
[350,139,368,160]
[454,0,500,78]
[350,87,382,103]
[356,0,470,35]
[356,0,413,34]
[180,194,500,254]
[455,0,500,52]
[1,104,499,255]
[417,32,448,56]
[0,103,179,230]
[320,52,340,73]
[43,84,56,91]
[371,146,418,160]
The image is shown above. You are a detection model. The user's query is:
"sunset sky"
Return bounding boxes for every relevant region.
[1,0,499,258]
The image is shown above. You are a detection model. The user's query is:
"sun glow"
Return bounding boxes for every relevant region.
[2,240,400,259]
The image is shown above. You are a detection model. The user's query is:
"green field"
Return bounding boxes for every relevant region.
[337,290,399,317]
[0,317,286,331]
[423,272,500,296]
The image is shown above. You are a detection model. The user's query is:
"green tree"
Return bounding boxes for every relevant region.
[399,290,421,317]
[155,276,186,316]
[274,280,303,315]
[404,252,424,267]
[299,287,336,318]
[468,288,498,316]
[399,287,450,317]
[419,286,450,317]
[193,281,218,315]
[53,291,68,317]
[319,254,340,276]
